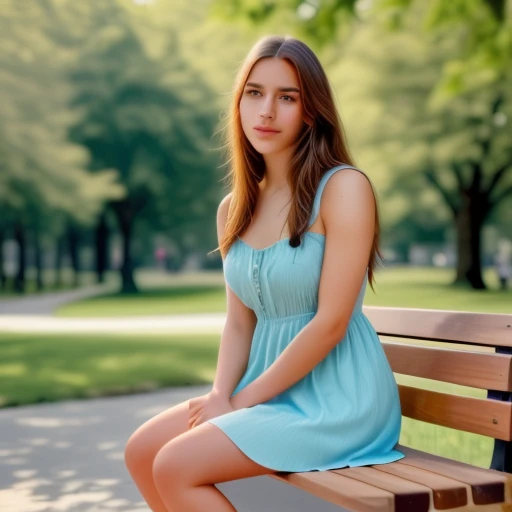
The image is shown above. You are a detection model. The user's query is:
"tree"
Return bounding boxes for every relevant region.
[211,0,512,288]
[327,11,511,288]
[67,1,220,292]
[0,0,123,292]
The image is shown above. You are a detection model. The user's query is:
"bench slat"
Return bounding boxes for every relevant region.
[372,461,468,509]
[333,467,430,512]
[364,307,512,348]
[398,385,512,440]
[271,470,395,512]
[383,342,512,391]
[396,445,512,505]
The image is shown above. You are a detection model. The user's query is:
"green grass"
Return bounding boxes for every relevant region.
[55,285,227,317]
[364,266,511,313]
[0,332,219,408]
[0,330,495,469]
[55,266,512,317]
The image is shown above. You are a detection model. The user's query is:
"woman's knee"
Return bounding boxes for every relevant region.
[152,441,183,491]
[124,425,154,471]
[124,400,191,472]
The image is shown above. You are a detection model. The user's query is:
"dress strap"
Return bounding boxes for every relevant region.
[308,164,363,227]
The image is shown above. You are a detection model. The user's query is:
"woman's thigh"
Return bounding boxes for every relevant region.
[124,398,192,469]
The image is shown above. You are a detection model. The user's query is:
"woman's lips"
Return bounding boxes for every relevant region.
[254,127,281,136]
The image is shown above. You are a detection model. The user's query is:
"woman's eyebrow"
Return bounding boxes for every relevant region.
[245,82,301,93]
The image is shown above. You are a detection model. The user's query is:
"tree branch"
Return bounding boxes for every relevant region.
[423,168,458,215]
[486,0,506,21]
[485,163,511,196]
[452,161,468,191]
[489,185,512,214]
[473,90,505,164]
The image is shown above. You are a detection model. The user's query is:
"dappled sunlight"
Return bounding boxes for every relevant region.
[96,357,124,370]
[51,372,91,387]
[17,416,102,428]
[0,384,212,511]
[0,364,27,377]
[195,367,217,381]
[0,484,126,511]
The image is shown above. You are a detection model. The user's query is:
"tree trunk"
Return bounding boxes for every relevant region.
[95,211,109,284]
[0,228,5,291]
[67,223,81,288]
[54,235,64,289]
[13,221,26,293]
[119,215,138,293]
[454,184,486,289]
[34,227,44,291]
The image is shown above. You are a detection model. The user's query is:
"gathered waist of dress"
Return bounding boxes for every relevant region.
[257,308,365,324]
[257,311,317,323]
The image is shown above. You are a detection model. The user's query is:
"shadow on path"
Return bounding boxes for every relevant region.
[0,386,346,512]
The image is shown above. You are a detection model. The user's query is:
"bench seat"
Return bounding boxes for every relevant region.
[271,445,512,511]
[267,307,512,512]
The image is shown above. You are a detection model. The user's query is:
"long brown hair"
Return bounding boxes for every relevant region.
[216,35,383,290]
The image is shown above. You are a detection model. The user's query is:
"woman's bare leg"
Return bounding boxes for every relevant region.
[124,399,191,511]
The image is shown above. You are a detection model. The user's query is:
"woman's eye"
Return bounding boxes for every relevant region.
[245,90,294,102]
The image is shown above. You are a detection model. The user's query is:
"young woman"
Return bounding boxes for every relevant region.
[124,35,404,512]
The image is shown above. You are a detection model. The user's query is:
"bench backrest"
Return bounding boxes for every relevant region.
[363,306,512,441]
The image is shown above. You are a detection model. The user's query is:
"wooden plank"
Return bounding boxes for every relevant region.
[335,467,430,512]
[363,306,512,348]
[396,445,512,505]
[399,385,512,440]
[371,461,468,509]
[383,342,512,391]
[437,505,508,512]
[270,470,395,512]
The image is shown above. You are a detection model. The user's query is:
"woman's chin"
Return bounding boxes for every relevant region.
[250,142,285,156]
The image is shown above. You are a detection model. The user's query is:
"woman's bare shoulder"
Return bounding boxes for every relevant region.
[216,193,233,240]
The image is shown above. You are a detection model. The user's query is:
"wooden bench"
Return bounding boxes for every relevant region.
[270,306,512,511]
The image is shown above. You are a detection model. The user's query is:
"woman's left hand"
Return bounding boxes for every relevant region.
[188,392,235,430]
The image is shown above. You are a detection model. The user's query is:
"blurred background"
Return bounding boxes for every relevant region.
[0,0,511,477]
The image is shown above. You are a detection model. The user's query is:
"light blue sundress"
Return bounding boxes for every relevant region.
[208,164,404,472]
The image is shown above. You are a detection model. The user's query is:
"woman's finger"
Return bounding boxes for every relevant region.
[192,414,203,429]
[189,407,203,427]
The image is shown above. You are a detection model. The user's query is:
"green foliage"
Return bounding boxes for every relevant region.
[212,0,512,92]
[0,0,124,232]
[65,0,222,258]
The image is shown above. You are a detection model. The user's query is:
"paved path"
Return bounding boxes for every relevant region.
[0,386,345,512]
[0,313,227,334]
[0,284,226,334]
[0,284,115,316]
[0,286,347,510]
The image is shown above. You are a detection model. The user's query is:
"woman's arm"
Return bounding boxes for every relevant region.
[211,193,257,399]
[231,169,376,410]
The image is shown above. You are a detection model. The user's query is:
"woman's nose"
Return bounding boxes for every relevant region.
[259,98,274,119]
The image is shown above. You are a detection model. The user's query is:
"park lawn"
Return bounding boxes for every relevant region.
[0,332,219,408]
[55,266,511,317]
[55,285,227,317]
[0,331,493,469]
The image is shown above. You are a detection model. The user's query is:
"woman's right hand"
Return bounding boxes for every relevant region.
[188,390,233,429]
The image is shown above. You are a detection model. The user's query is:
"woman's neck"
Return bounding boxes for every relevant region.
[261,148,293,191]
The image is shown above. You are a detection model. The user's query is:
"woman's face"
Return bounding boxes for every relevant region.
[239,57,310,156]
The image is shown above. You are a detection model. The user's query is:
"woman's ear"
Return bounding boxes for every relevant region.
[304,115,314,127]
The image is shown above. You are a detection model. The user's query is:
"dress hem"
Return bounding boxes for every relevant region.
[208,419,405,474]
